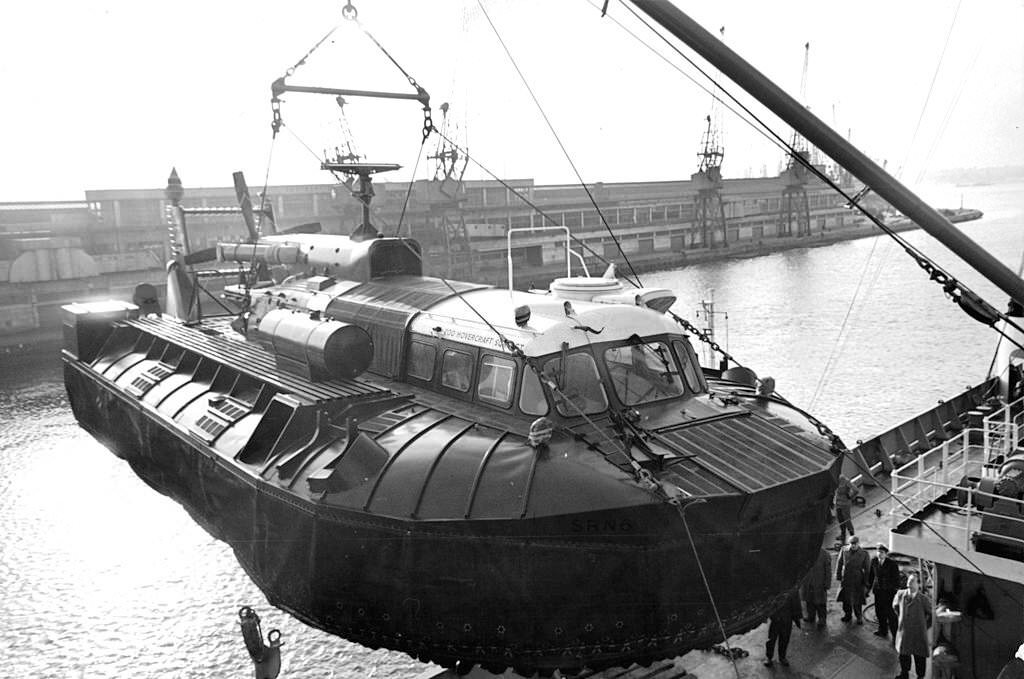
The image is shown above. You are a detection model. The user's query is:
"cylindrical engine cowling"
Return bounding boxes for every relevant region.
[219,242,303,266]
[256,308,373,381]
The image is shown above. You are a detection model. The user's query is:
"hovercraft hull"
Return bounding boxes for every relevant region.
[65,349,835,673]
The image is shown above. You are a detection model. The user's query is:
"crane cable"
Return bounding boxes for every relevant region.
[898,0,964,184]
[478,0,644,289]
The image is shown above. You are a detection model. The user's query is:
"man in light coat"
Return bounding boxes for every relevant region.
[893,572,932,679]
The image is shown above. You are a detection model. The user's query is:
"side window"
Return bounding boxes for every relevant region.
[407,341,436,381]
[519,364,549,416]
[544,352,608,416]
[440,349,473,392]
[673,339,706,393]
[477,355,516,407]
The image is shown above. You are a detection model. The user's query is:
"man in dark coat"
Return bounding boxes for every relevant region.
[997,643,1024,679]
[836,535,869,624]
[764,588,802,667]
[801,547,831,627]
[866,543,900,639]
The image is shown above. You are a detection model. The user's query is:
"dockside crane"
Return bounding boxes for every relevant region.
[691,26,728,249]
[779,42,812,238]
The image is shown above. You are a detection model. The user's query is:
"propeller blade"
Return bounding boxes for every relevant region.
[260,202,278,235]
[183,247,218,266]
[232,171,258,241]
[165,260,196,322]
[280,222,322,235]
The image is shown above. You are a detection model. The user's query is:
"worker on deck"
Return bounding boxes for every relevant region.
[834,474,858,543]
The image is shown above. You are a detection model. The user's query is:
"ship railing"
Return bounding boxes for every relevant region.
[983,393,1024,461]
[506,226,582,291]
[890,429,986,516]
[891,464,1024,570]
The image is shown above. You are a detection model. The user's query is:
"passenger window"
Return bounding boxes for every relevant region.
[544,352,608,416]
[407,341,436,381]
[673,339,706,393]
[519,364,549,416]
[477,355,516,406]
[440,349,473,392]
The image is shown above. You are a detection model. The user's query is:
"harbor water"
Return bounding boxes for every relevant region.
[2,180,1021,678]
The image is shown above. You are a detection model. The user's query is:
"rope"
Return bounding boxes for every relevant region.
[676,499,742,679]
[478,0,643,289]
[592,0,796,164]
[434,129,624,281]
[392,136,429,237]
[897,0,963,181]
[987,246,1024,379]
[283,24,341,77]
[244,136,277,304]
[914,42,983,186]
[807,235,885,410]
[353,16,420,89]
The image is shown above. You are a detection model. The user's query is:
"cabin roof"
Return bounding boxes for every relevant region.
[409,286,681,355]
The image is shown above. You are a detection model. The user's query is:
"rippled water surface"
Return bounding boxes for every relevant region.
[1,180,1020,677]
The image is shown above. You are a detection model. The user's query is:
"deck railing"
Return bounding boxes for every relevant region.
[983,393,1024,459]
[891,422,1024,565]
[891,430,985,516]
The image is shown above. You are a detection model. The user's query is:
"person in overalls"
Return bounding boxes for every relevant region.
[834,474,858,543]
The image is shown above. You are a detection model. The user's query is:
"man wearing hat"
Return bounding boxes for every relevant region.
[867,543,900,640]
[836,535,870,624]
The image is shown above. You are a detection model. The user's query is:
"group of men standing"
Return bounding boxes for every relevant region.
[761,475,935,678]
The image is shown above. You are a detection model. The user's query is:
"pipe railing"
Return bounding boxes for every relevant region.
[983,394,1024,457]
[890,472,1024,558]
[891,430,982,515]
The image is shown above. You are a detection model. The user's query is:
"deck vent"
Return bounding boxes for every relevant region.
[126,362,175,398]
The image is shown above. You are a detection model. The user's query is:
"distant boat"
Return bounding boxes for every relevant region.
[884,206,983,229]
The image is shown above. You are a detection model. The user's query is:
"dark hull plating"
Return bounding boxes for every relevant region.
[65,358,835,673]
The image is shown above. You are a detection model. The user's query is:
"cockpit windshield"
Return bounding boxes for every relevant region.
[604,339,685,406]
[542,352,609,416]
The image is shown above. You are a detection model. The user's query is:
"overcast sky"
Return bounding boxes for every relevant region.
[1,0,1020,202]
